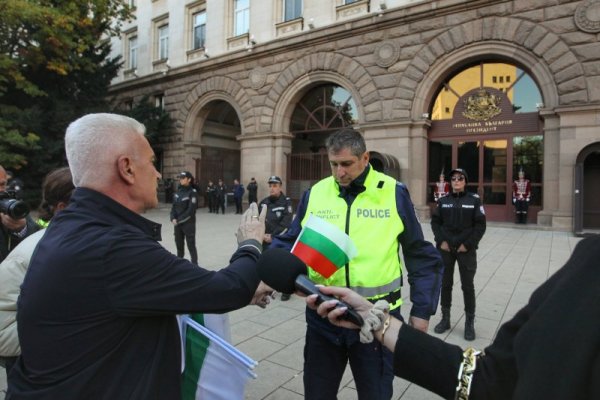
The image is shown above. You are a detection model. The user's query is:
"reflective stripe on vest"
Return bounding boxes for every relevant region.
[302,169,405,309]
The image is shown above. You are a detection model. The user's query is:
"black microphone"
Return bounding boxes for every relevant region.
[257,248,364,326]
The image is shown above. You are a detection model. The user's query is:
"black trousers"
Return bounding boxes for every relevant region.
[514,200,529,223]
[234,197,243,214]
[439,248,477,315]
[174,220,197,264]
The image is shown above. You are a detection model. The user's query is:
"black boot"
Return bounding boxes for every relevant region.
[464,314,475,341]
[434,307,451,333]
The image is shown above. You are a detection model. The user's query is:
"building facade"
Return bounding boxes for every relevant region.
[109,0,600,233]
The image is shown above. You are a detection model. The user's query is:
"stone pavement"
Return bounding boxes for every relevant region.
[1,203,581,399]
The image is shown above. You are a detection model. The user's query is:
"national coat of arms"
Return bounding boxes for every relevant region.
[462,89,502,121]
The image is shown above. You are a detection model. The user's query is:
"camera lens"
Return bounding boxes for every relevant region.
[8,200,29,219]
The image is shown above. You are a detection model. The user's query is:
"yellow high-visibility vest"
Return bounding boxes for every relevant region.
[302,168,405,309]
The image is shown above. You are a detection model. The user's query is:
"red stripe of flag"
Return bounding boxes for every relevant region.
[293,241,339,278]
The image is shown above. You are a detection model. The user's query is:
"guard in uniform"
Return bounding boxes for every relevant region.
[433,171,450,202]
[512,168,531,224]
[431,168,486,341]
[170,171,198,264]
[258,176,293,252]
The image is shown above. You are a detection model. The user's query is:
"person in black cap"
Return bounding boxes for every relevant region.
[170,171,198,264]
[258,176,293,295]
[431,168,486,341]
[258,176,292,251]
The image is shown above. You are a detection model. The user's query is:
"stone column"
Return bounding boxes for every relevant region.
[537,111,559,227]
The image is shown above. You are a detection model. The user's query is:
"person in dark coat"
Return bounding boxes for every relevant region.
[258,176,292,249]
[6,113,271,400]
[310,234,600,400]
[233,178,245,214]
[215,179,227,215]
[206,180,217,213]
[246,177,258,205]
[170,171,198,264]
[431,168,486,341]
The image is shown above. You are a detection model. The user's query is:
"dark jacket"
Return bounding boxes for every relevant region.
[233,184,245,200]
[170,185,197,224]
[8,188,262,399]
[215,184,227,201]
[431,191,486,251]
[258,193,293,236]
[246,181,258,202]
[0,217,40,262]
[393,235,600,400]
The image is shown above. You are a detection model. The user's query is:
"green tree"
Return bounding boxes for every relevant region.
[0,0,132,202]
[117,95,174,150]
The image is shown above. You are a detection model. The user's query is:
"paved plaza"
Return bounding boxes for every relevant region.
[1,203,582,399]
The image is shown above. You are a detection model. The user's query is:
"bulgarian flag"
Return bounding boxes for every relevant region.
[291,214,358,278]
[179,314,257,400]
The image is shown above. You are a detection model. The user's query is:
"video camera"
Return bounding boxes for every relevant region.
[0,190,29,219]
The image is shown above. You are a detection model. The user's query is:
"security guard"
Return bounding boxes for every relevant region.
[258,175,292,251]
[431,168,486,341]
[170,171,198,264]
[271,129,442,400]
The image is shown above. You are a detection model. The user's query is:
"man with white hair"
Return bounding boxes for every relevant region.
[8,113,270,399]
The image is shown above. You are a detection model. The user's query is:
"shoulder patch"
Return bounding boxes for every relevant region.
[471,193,480,199]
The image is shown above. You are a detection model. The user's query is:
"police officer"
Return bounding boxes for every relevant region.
[170,171,198,264]
[431,168,486,341]
[271,129,443,399]
[258,176,292,252]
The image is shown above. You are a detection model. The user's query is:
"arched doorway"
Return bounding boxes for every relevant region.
[574,142,600,235]
[427,61,544,222]
[369,151,401,180]
[195,100,242,208]
[286,84,358,203]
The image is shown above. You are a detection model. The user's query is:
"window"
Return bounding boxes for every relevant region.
[155,94,164,110]
[128,0,136,7]
[234,0,249,36]
[506,75,511,83]
[128,36,138,69]
[499,76,504,83]
[193,11,207,49]
[492,76,497,83]
[345,0,360,3]
[158,24,169,60]
[284,0,302,21]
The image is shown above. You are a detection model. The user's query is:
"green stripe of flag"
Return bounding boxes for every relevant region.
[181,314,208,400]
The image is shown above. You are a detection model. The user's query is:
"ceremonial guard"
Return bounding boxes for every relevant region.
[512,168,531,224]
[433,170,450,202]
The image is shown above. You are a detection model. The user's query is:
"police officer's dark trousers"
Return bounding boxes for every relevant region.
[303,307,400,400]
[174,220,198,264]
[439,248,477,315]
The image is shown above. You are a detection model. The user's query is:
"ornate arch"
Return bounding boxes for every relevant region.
[264,52,380,133]
[400,16,586,119]
[178,76,254,142]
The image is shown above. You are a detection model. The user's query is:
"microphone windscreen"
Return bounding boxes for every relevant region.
[257,248,307,294]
